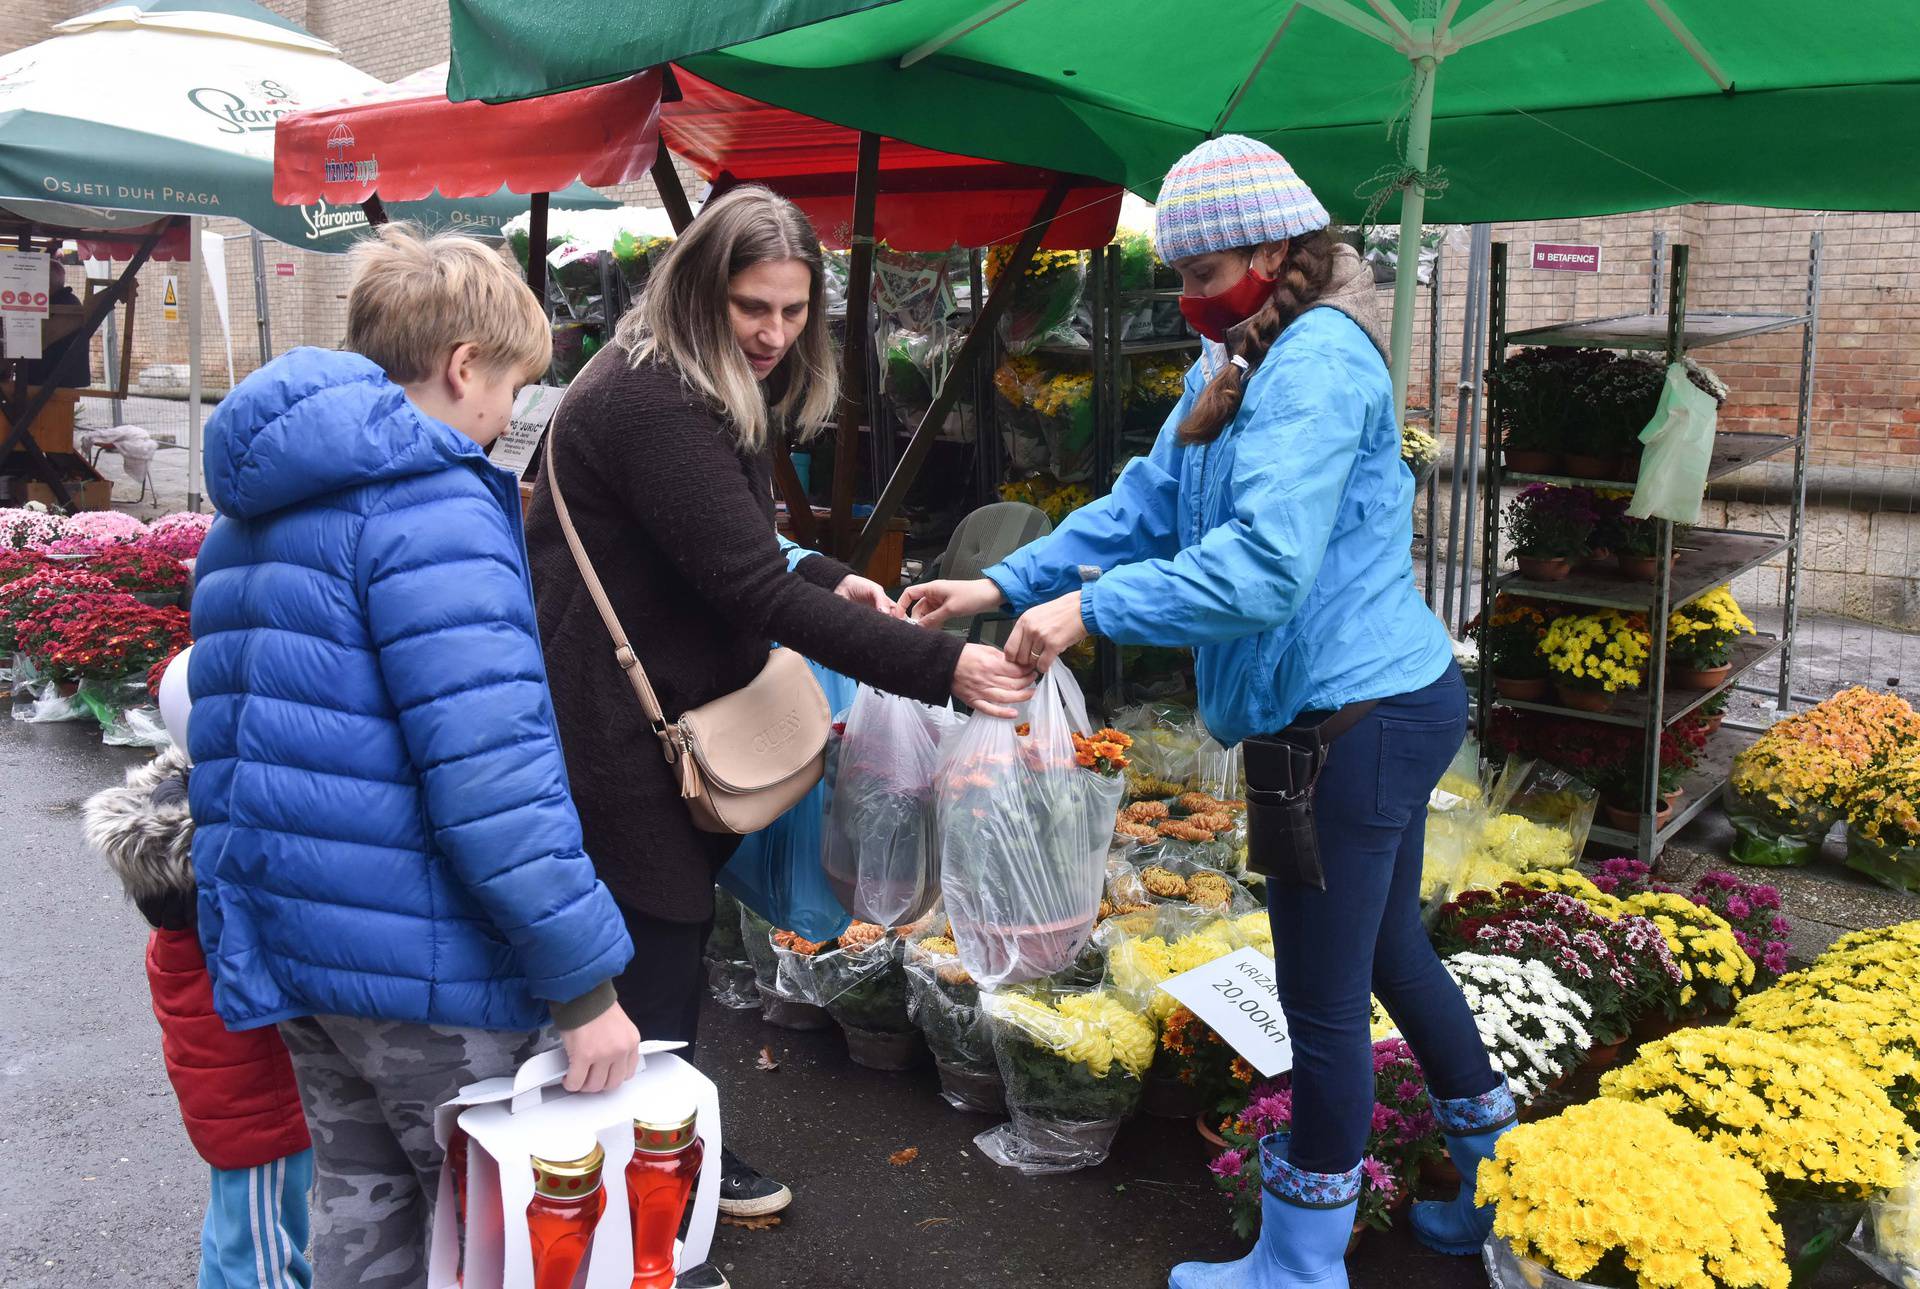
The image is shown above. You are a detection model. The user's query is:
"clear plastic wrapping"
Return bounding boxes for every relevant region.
[904,920,1003,1112]
[973,983,1151,1174]
[937,668,1125,989]
[821,687,961,927]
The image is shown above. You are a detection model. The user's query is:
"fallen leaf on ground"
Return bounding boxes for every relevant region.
[889,1147,920,1167]
[756,1046,779,1072]
[720,1214,783,1231]
[916,1217,953,1229]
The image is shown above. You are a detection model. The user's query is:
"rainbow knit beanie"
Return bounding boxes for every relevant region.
[1153,134,1330,264]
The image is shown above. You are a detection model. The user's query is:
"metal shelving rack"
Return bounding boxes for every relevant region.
[1476,237,1824,861]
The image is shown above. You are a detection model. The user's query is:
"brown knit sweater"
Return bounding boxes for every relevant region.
[526,347,965,921]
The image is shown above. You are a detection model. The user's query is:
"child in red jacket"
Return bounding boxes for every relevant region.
[85,746,313,1289]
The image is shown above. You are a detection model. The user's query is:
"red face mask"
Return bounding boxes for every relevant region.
[1180,265,1277,343]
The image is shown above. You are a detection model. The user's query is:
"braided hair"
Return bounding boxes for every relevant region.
[1177,229,1338,445]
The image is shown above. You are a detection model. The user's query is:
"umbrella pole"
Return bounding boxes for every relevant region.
[829,130,882,560]
[1389,55,1437,427]
[525,192,549,304]
[188,216,205,513]
[650,148,696,235]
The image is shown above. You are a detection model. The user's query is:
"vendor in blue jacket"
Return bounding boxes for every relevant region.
[189,224,638,1289]
[905,137,1511,1288]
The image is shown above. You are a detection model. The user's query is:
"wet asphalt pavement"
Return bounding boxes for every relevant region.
[0,717,1877,1288]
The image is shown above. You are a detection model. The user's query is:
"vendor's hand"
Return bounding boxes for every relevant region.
[952,643,1037,719]
[834,573,903,618]
[559,1002,641,1094]
[1004,592,1088,674]
[900,578,1005,629]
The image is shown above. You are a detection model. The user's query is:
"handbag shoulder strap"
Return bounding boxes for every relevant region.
[540,388,676,743]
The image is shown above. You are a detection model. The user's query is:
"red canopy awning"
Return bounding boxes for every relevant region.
[662,68,1121,253]
[273,65,662,204]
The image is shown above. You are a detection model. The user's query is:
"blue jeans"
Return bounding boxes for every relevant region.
[1263,663,1501,1174]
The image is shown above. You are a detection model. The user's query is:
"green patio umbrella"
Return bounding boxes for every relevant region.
[0,0,612,254]
[446,0,1919,418]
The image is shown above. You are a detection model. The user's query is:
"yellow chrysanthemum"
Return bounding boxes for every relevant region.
[1479,1100,1788,1289]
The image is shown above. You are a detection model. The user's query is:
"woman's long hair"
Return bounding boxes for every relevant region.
[612,185,840,452]
[1178,229,1338,444]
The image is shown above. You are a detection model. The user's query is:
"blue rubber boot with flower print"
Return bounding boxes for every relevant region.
[1410,1084,1519,1256]
[1169,1134,1358,1288]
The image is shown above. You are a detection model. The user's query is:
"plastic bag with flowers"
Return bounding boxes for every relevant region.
[1479,1099,1789,1289]
[905,913,1004,1113]
[1033,367,1096,483]
[1843,740,1920,895]
[704,886,759,1011]
[1101,906,1242,1026]
[821,922,930,1071]
[987,245,1085,357]
[1729,687,1920,867]
[992,356,1052,472]
[821,685,961,927]
[936,666,1126,989]
[974,982,1154,1173]
[1113,701,1210,796]
[1115,790,1248,879]
[1443,952,1592,1102]
[1851,1155,1920,1289]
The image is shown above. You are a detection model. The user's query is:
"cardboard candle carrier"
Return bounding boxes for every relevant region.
[427,1043,722,1289]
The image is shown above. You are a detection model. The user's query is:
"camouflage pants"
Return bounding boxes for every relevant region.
[279,1015,550,1289]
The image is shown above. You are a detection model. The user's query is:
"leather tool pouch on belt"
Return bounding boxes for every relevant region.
[1241,701,1379,890]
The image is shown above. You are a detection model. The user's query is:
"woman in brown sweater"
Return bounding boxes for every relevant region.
[525,187,1032,1251]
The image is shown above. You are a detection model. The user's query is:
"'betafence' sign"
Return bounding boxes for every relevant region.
[1160,946,1293,1077]
[1532,243,1602,273]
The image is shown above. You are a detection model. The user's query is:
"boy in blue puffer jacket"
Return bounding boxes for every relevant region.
[189,224,639,1289]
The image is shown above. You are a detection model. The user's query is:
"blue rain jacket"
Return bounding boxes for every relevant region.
[986,281,1451,748]
[189,348,632,1032]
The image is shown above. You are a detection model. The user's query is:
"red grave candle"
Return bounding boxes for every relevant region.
[627,1096,703,1289]
[527,1143,607,1289]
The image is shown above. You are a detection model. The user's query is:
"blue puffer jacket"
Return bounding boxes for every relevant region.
[189,348,632,1033]
[986,246,1452,747]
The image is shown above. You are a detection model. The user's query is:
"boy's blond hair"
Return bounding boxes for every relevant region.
[345,223,551,386]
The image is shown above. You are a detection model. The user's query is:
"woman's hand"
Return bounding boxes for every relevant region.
[899,578,1005,629]
[1004,592,1088,673]
[952,643,1038,719]
[834,573,903,618]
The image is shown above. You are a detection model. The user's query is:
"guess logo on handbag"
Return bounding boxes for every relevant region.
[752,710,803,755]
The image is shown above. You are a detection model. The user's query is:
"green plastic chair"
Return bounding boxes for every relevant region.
[915,501,1053,646]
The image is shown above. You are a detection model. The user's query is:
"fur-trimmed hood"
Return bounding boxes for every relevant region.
[85,748,194,925]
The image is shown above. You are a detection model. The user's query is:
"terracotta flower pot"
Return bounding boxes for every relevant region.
[1493,674,1549,701]
[1672,662,1732,689]
[1665,786,1688,811]
[1419,1154,1462,1188]
[1580,1040,1624,1072]
[1554,684,1614,713]
[1195,1114,1230,1151]
[1513,554,1573,582]
[1503,449,1560,474]
[1346,1221,1367,1257]
[53,679,79,699]
[1579,548,1618,575]
[1702,713,1725,736]
[1617,552,1678,581]
[1563,453,1621,481]
[1604,800,1675,832]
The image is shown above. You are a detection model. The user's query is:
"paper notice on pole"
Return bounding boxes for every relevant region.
[0,251,50,318]
[162,276,180,322]
[1159,946,1294,1077]
[3,315,42,360]
[489,385,564,481]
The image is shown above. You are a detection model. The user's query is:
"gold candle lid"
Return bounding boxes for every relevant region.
[531,1143,605,1200]
[632,1110,698,1155]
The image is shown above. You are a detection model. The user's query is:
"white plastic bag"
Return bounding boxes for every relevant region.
[937,667,1125,989]
[973,983,1151,1173]
[1626,362,1718,524]
[1849,1158,1920,1288]
[821,686,960,927]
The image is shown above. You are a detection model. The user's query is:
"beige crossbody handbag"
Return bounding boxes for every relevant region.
[541,410,830,835]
